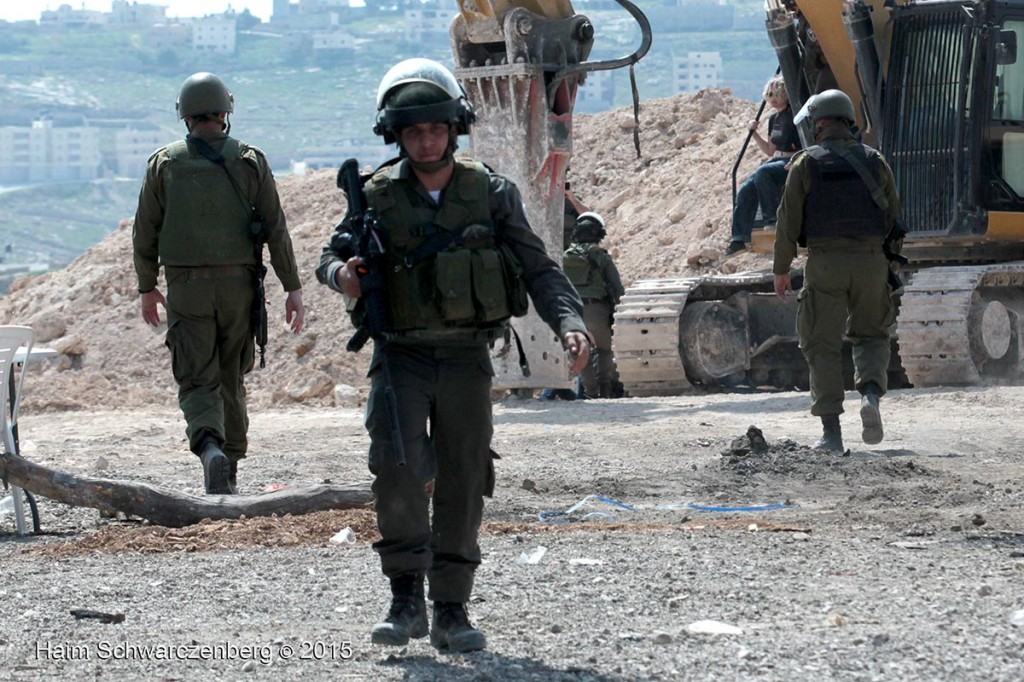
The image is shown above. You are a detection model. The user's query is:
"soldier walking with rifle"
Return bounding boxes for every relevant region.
[316,58,591,653]
[773,89,903,453]
[133,72,305,495]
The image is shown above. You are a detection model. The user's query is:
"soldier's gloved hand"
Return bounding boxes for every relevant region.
[563,330,593,375]
[335,256,364,298]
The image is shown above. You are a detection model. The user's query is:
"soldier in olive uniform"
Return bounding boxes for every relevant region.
[563,212,625,398]
[774,89,902,452]
[316,58,590,653]
[133,72,305,494]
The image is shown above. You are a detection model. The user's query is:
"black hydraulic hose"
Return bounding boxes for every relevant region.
[546,0,653,156]
[731,97,769,212]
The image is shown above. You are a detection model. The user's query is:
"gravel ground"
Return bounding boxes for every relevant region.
[2,387,1023,680]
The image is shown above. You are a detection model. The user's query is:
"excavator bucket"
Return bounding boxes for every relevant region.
[450,2,594,390]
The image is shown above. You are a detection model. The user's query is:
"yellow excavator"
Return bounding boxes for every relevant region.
[448,0,651,391]
[613,0,1024,395]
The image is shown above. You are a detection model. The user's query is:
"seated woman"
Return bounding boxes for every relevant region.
[726,76,802,255]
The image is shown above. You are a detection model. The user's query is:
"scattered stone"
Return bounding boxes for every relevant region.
[652,631,673,645]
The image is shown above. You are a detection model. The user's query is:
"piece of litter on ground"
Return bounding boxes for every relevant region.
[329,527,356,544]
[516,546,548,565]
[569,557,604,566]
[888,540,942,550]
[687,619,743,636]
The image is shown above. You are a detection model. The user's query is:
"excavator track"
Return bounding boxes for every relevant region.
[897,263,1024,386]
[612,272,778,397]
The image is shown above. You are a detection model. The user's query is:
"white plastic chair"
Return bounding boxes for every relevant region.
[0,326,35,535]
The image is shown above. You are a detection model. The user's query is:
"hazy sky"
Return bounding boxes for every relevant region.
[1,1,276,23]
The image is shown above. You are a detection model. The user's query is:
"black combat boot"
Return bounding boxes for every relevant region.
[859,382,884,445]
[371,573,428,646]
[430,601,487,653]
[812,414,844,453]
[198,436,232,495]
[227,460,239,495]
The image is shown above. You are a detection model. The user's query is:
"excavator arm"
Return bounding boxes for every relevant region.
[449,0,650,390]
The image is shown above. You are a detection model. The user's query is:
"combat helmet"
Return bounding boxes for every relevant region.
[373,58,475,145]
[795,89,856,126]
[572,212,607,242]
[175,72,234,119]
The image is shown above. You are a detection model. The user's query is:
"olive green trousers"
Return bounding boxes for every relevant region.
[797,248,893,416]
[366,342,495,604]
[165,269,255,461]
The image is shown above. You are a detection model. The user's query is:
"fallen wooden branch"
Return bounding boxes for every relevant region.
[1,451,373,528]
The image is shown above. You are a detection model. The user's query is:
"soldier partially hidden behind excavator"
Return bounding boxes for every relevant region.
[773,89,903,453]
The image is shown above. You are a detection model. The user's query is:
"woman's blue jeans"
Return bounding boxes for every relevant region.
[731,158,789,243]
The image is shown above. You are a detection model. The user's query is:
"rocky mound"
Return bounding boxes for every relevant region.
[0,89,777,411]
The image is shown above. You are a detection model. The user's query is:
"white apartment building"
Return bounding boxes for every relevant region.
[674,51,722,93]
[0,119,101,184]
[312,30,356,52]
[405,5,453,43]
[39,5,107,28]
[114,127,165,178]
[109,1,167,25]
[575,70,615,113]
[193,16,237,54]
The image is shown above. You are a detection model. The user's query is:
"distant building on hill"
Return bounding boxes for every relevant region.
[113,126,165,178]
[0,118,101,183]
[575,71,616,114]
[193,16,237,54]
[110,1,167,25]
[673,51,722,93]
[405,3,454,43]
[40,5,107,29]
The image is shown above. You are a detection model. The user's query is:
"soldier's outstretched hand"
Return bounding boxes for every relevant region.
[140,289,166,328]
[564,330,593,375]
[285,290,305,334]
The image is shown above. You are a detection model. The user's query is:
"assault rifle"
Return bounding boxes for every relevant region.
[250,216,269,368]
[337,159,406,466]
[883,218,908,292]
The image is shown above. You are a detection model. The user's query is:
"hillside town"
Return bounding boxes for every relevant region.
[0,0,757,184]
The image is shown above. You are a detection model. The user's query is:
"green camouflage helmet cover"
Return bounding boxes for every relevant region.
[176,72,234,119]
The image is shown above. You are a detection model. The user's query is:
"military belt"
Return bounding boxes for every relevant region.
[387,327,504,346]
[807,244,883,255]
[166,264,254,284]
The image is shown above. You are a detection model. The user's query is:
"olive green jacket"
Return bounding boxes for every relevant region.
[132,130,301,293]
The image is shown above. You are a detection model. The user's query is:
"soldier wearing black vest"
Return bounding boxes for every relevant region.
[133,72,305,495]
[773,89,902,453]
[316,58,590,653]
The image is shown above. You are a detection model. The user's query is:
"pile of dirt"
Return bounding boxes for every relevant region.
[0,90,778,412]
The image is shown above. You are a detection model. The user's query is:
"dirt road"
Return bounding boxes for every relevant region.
[1,386,1022,680]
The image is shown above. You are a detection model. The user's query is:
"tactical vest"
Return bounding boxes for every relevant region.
[363,160,528,335]
[802,143,887,239]
[159,138,256,267]
[563,243,608,300]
